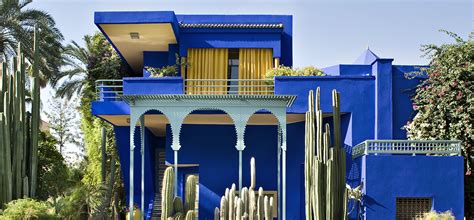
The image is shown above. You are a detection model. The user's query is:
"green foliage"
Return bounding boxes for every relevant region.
[265,65,324,80]
[0,198,59,219]
[57,32,127,217]
[36,131,69,201]
[423,210,454,220]
[44,98,81,155]
[145,65,178,77]
[405,31,473,172]
[145,54,189,77]
[0,0,64,87]
[55,183,104,219]
[56,33,127,99]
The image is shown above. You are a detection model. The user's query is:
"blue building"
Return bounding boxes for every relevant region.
[92,11,464,220]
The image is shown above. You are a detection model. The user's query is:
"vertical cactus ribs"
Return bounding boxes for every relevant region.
[161,166,198,220]
[214,157,275,220]
[0,29,41,207]
[304,88,348,220]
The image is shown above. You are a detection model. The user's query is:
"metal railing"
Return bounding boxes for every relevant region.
[185,79,274,95]
[95,79,123,101]
[94,78,275,100]
[352,140,462,158]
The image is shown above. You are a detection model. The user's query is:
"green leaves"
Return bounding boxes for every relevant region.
[405,31,474,173]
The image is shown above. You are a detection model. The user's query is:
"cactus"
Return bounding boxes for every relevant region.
[304,88,348,220]
[0,28,41,207]
[215,207,220,220]
[220,196,228,220]
[161,166,198,220]
[214,158,274,220]
[185,210,194,220]
[162,167,175,220]
[185,175,197,212]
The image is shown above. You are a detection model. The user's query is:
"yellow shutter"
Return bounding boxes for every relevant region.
[238,48,273,94]
[186,48,229,94]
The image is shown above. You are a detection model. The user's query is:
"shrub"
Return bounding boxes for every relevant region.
[0,198,59,219]
[145,65,178,77]
[265,65,324,80]
[423,210,454,220]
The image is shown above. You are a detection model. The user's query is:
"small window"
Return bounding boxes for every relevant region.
[228,49,239,94]
[396,197,432,220]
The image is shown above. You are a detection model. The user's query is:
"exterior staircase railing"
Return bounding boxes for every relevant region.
[352,140,462,158]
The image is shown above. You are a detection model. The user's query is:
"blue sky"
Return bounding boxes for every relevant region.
[32,0,473,68]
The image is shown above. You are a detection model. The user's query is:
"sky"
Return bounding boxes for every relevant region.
[29,0,473,161]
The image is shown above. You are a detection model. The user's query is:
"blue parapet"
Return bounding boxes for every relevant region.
[361,155,464,219]
[123,77,184,95]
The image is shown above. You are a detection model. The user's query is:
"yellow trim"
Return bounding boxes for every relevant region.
[186,48,229,94]
[274,57,280,67]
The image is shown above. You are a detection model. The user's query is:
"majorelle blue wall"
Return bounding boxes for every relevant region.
[359,155,464,219]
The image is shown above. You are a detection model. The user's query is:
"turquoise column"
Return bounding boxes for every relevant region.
[140,116,145,220]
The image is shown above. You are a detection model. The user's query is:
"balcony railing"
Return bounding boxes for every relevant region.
[352,140,462,158]
[185,79,274,95]
[95,78,276,101]
[95,79,123,101]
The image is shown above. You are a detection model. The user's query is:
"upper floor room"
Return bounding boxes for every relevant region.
[95,11,292,93]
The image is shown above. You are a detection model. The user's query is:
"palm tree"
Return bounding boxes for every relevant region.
[0,0,64,87]
[56,33,125,99]
[55,39,89,99]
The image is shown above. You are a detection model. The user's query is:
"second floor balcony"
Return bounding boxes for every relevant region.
[96,77,275,101]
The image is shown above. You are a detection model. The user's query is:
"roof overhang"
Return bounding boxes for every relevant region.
[94,11,180,73]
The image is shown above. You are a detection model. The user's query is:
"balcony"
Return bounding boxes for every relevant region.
[352,140,462,158]
[95,77,274,100]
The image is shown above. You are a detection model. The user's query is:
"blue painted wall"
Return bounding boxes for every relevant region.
[362,155,464,219]
[391,65,427,139]
[114,126,159,216]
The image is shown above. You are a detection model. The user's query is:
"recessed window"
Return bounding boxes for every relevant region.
[228,49,239,94]
[396,197,432,220]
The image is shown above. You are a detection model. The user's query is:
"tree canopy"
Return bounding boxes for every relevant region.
[0,0,64,87]
[405,31,473,173]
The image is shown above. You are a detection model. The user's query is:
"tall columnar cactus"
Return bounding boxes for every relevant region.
[0,28,41,207]
[161,166,198,220]
[215,158,274,220]
[304,88,348,220]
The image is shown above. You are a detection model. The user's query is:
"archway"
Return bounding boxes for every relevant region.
[179,108,238,219]
[129,109,171,217]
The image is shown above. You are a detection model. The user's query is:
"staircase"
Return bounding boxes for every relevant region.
[151,148,167,219]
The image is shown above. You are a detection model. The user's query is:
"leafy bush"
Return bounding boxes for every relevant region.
[146,54,188,77]
[265,65,324,80]
[145,65,178,77]
[423,210,454,220]
[0,198,59,219]
[37,131,70,201]
[404,31,473,173]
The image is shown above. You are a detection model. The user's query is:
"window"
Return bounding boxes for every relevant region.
[396,197,432,220]
[228,49,239,94]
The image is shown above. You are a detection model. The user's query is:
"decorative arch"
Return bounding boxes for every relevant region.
[179,107,238,148]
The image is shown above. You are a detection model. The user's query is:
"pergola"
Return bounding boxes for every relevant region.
[123,94,295,220]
